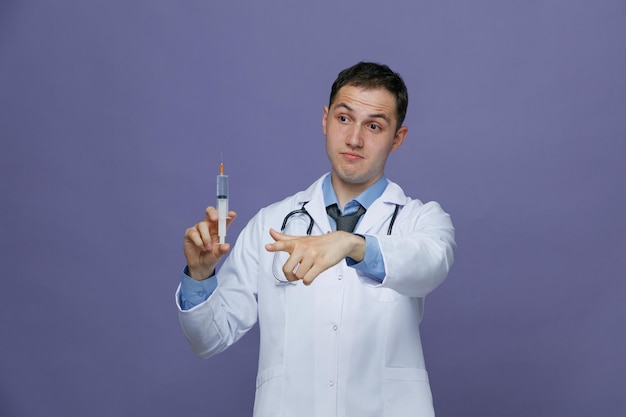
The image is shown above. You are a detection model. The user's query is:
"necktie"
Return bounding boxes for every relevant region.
[326,203,366,233]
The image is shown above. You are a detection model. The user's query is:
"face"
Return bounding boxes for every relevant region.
[322,85,408,196]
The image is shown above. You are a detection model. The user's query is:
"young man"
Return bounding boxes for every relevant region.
[177,62,456,417]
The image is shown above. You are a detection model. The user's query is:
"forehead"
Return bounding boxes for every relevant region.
[330,85,397,119]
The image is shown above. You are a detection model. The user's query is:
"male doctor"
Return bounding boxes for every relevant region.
[177,62,456,417]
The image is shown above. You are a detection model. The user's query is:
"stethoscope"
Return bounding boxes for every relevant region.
[272,201,401,283]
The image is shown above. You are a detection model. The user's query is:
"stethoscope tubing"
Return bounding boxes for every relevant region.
[273,201,401,283]
[280,201,401,236]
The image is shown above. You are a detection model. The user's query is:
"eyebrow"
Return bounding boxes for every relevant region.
[334,102,391,123]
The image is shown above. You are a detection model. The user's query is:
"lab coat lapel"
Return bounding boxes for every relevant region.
[307,197,331,235]
[355,180,407,235]
[295,175,332,235]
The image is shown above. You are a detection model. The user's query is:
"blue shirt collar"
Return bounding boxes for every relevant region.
[322,173,388,214]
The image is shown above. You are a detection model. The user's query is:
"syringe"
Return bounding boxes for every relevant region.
[217,162,229,244]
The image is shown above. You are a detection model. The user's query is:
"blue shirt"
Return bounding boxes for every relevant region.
[179,174,388,310]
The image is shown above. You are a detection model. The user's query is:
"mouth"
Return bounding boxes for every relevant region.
[341,151,363,161]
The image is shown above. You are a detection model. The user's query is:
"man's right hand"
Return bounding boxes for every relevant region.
[183,206,237,280]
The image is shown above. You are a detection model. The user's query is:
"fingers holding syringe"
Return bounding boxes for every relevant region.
[203,206,237,242]
[184,221,213,253]
[182,208,237,281]
[182,207,237,255]
[184,225,229,280]
[225,210,237,228]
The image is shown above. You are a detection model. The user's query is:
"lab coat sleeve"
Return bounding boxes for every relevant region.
[377,201,456,297]
[176,214,261,359]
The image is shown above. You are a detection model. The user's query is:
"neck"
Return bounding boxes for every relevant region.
[330,173,379,210]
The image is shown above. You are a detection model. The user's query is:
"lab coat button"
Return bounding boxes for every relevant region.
[337,274,343,280]
[332,324,338,331]
[329,380,335,386]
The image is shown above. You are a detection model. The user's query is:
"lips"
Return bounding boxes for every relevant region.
[341,152,363,161]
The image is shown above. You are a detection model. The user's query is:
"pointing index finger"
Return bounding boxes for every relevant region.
[265,229,296,253]
[269,228,302,241]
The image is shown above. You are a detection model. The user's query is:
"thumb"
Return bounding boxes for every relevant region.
[217,243,231,256]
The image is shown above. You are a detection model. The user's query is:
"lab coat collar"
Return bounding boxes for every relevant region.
[356,180,407,235]
[294,174,408,235]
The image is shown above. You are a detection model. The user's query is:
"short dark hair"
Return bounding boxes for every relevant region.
[329,62,409,128]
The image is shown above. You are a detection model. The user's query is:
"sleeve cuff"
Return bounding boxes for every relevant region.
[179,266,218,310]
[346,234,385,282]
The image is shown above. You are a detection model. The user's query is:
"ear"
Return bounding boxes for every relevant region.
[322,106,329,135]
[391,126,408,152]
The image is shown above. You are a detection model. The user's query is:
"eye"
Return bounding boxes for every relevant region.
[368,123,381,131]
[338,115,349,123]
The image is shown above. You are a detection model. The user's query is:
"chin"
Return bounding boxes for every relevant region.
[336,171,369,187]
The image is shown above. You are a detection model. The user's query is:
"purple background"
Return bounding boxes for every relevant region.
[1,1,624,416]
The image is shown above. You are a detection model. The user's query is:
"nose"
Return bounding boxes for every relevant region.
[346,125,363,148]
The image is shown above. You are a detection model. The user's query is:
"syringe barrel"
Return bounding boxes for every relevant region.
[217,174,229,198]
[217,173,229,244]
